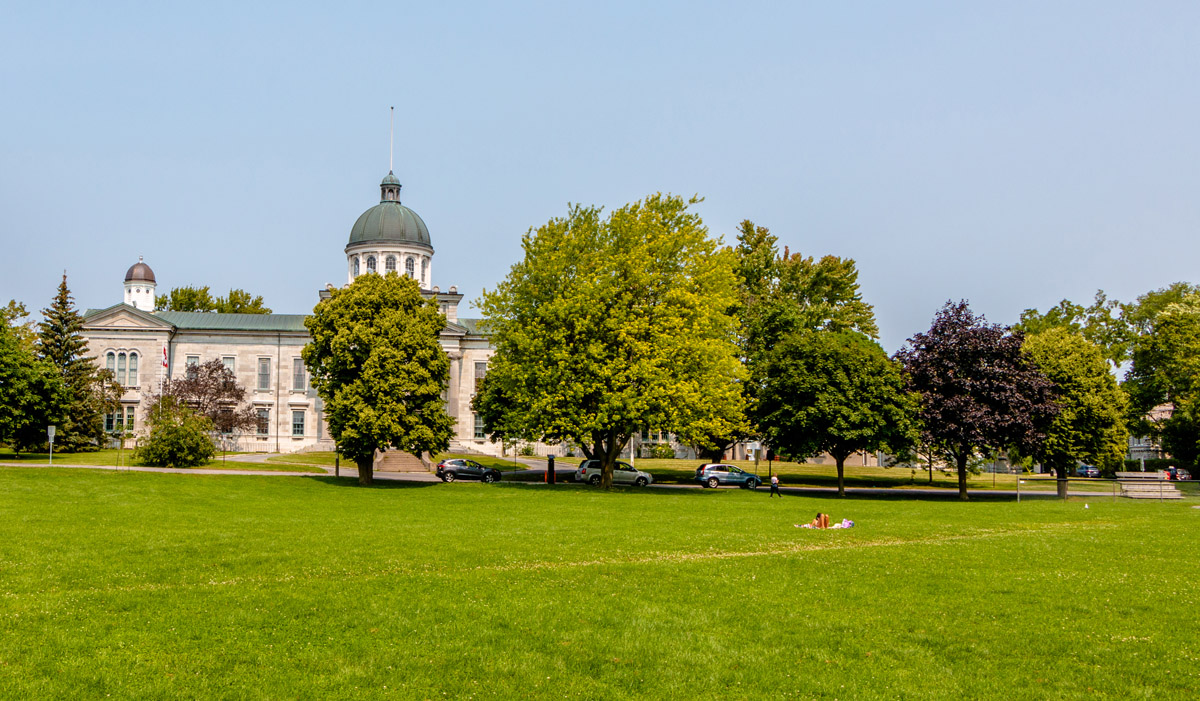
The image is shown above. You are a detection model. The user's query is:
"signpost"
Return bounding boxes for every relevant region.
[47,425,56,466]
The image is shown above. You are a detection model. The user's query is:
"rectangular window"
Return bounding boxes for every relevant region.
[105,412,115,432]
[124,406,135,432]
[474,362,487,393]
[186,355,199,380]
[292,410,305,437]
[256,408,269,435]
[127,353,138,387]
[222,356,235,374]
[257,358,271,390]
[473,413,486,439]
[292,358,305,391]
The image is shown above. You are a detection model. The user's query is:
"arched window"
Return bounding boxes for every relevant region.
[385,255,396,272]
[106,352,116,375]
[421,258,428,284]
[117,352,127,386]
[367,256,376,272]
[353,257,360,276]
[405,257,415,278]
[127,352,138,387]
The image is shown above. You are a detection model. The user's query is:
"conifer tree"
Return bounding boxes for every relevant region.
[36,274,115,451]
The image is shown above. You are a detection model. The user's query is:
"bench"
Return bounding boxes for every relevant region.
[1118,480,1183,500]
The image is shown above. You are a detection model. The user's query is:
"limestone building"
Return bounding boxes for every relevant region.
[81,172,496,454]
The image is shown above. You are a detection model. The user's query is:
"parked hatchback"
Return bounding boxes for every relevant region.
[695,463,761,489]
[1075,464,1100,478]
[436,458,502,483]
[575,460,653,486]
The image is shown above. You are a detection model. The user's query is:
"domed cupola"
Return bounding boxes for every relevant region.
[345,172,434,288]
[123,256,157,310]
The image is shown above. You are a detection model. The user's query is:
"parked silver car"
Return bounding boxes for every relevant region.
[574,460,653,486]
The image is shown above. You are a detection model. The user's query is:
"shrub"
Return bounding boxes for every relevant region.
[650,444,676,459]
[518,443,536,457]
[1123,458,1186,472]
[135,399,216,468]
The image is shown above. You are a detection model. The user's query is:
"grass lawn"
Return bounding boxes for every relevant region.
[1,468,1197,698]
[0,449,315,473]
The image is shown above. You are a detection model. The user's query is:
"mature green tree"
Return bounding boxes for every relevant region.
[2,300,37,349]
[897,301,1059,500]
[1016,290,1128,369]
[154,286,272,314]
[0,313,68,452]
[1024,328,1129,494]
[475,194,745,487]
[36,274,116,451]
[134,396,217,467]
[1122,283,1200,337]
[303,272,454,485]
[214,289,272,314]
[1125,293,1200,468]
[758,330,917,497]
[156,286,216,312]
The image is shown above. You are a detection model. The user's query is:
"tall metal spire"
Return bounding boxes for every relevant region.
[389,106,394,172]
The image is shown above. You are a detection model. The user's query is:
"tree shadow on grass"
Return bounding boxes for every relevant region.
[304,475,442,490]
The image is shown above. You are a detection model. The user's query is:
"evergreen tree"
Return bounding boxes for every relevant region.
[36,274,113,451]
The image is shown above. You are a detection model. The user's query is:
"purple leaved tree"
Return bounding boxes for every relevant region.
[896,301,1058,500]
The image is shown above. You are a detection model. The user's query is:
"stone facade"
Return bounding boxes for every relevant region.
[81,171,501,455]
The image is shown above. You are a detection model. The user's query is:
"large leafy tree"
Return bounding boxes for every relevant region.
[897,301,1058,500]
[36,274,120,451]
[1024,328,1129,495]
[134,396,217,468]
[758,330,917,497]
[734,220,878,458]
[304,272,454,485]
[156,286,272,314]
[1016,290,1128,369]
[1124,293,1200,468]
[475,194,745,488]
[0,311,68,452]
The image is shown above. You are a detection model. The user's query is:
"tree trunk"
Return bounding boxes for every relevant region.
[956,453,969,501]
[928,450,934,484]
[1056,466,1068,499]
[356,457,373,486]
[836,456,846,498]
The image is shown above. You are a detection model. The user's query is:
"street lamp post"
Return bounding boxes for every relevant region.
[47,425,56,466]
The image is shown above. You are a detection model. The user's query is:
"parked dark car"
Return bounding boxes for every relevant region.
[436,458,501,483]
[1075,464,1100,478]
[695,463,761,489]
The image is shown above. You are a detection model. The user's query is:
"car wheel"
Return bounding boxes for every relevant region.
[635,477,647,487]
[747,480,759,490]
[708,477,720,489]
[589,474,601,485]
[443,472,456,482]
[482,473,496,483]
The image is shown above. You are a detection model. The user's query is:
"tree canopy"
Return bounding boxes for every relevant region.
[475,194,745,487]
[0,310,68,452]
[1124,292,1200,468]
[897,301,1058,500]
[1015,290,1127,369]
[758,330,917,496]
[303,272,454,485]
[1024,328,1129,492]
[156,286,272,314]
[36,274,120,451]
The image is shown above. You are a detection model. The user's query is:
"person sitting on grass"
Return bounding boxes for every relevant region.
[795,513,853,529]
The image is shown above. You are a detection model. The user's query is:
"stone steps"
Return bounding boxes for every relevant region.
[374,450,431,473]
[1120,482,1184,499]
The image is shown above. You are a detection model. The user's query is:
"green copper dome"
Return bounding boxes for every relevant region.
[347,172,432,248]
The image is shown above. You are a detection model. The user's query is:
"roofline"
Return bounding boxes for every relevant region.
[82,303,175,330]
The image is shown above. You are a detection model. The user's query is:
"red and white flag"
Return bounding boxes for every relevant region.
[162,345,168,368]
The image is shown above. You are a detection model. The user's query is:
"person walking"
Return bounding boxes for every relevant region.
[769,473,781,498]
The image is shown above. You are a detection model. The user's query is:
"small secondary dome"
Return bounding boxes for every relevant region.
[124,256,156,283]
[347,172,432,248]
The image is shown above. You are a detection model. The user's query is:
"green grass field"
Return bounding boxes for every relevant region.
[0,448,316,473]
[0,467,1196,698]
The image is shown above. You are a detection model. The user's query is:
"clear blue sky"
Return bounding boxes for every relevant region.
[3,1,1198,351]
